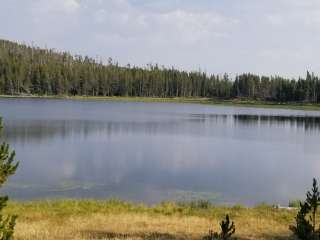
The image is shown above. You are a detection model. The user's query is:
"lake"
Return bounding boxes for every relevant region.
[1,98,320,206]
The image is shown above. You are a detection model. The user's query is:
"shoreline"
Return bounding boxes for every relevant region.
[1,94,320,111]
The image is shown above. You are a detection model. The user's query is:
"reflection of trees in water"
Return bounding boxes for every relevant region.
[4,119,196,143]
[233,115,320,131]
[190,113,320,131]
[4,120,97,143]
[4,114,320,143]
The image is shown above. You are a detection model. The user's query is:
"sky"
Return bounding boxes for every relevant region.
[1,0,320,78]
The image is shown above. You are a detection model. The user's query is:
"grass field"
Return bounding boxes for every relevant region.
[6,199,298,240]
[1,95,320,111]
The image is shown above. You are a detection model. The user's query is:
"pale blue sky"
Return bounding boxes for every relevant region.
[1,0,320,78]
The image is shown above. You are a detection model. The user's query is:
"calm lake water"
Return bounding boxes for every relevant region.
[1,98,320,205]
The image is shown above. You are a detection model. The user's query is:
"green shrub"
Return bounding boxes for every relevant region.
[204,214,236,240]
[231,204,244,211]
[290,178,320,240]
[190,200,211,209]
[289,200,303,208]
[0,118,19,239]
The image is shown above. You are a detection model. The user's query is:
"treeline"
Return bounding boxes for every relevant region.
[1,39,320,102]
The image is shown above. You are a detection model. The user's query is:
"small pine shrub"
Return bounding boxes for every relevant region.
[0,118,19,240]
[203,215,236,240]
[290,178,320,240]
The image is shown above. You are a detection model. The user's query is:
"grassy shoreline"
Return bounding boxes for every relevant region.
[1,94,320,111]
[5,199,297,240]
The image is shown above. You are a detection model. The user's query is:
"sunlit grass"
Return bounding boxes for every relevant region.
[3,199,299,239]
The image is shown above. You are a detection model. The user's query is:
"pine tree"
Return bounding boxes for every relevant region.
[1,38,320,103]
[204,215,236,240]
[220,215,236,240]
[0,118,19,240]
[290,202,313,240]
[290,178,320,240]
[306,178,320,234]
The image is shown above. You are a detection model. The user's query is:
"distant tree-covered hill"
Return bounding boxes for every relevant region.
[0,39,319,102]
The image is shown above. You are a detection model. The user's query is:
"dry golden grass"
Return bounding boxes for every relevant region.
[6,200,298,240]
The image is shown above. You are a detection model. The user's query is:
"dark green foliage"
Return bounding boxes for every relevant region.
[0,118,19,240]
[220,215,236,239]
[290,178,320,240]
[204,215,236,240]
[306,178,320,234]
[189,200,211,209]
[289,200,303,208]
[290,202,313,240]
[1,39,320,102]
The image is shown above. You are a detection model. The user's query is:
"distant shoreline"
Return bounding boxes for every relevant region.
[1,95,320,111]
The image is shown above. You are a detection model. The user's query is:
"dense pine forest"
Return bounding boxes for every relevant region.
[0,39,320,103]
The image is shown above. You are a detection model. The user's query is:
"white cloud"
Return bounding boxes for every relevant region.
[62,0,80,13]
[265,15,284,26]
[33,0,80,14]
[91,1,238,48]
[93,9,107,23]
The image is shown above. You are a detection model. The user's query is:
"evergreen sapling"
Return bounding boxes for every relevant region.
[290,178,320,240]
[204,215,236,240]
[0,118,19,240]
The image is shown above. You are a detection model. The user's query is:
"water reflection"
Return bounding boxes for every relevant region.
[1,99,320,205]
[4,114,320,144]
[233,114,320,131]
